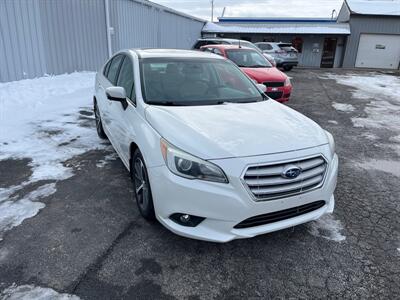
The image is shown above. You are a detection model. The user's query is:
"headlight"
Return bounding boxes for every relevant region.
[325,130,336,154]
[284,77,291,86]
[160,138,228,183]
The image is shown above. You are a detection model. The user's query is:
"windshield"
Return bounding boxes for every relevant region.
[140,58,265,106]
[226,49,272,68]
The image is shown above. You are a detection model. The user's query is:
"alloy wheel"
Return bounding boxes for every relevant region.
[134,157,149,210]
[94,103,102,135]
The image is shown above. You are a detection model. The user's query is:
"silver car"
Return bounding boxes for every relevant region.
[255,42,298,71]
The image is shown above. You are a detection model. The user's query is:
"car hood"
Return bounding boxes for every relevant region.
[145,101,328,160]
[241,67,287,83]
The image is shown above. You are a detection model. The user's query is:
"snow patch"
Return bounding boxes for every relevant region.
[332,102,355,112]
[0,183,56,241]
[0,185,26,202]
[325,73,400,100]
[354,159,400,177]
[308,214,346,242]
[324,73,400,132]
[0,72,106,183]
[328,120,338,125]
[0,72,107,236]
[0,284,80,300]
[96,151,118,168]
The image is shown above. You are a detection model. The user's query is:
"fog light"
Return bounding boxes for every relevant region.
[169,213,205,227]
[180,214,190,223]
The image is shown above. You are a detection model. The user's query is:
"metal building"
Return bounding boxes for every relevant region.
[0,0,205,82]
[201,0,400,70]
[338,0,400,69]
[202,18,351,68]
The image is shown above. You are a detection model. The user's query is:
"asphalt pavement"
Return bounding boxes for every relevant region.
[0,69,399,299]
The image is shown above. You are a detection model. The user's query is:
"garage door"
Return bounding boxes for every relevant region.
[355,34,400,69]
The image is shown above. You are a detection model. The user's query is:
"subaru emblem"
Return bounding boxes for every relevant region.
[282,165,302,179]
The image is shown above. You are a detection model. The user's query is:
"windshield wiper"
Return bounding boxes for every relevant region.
[146,100,226,106]
[146,101,184,106]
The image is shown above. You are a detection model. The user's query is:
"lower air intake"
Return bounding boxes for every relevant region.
[234,200,326,229]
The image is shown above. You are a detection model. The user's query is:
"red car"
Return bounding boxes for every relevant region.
[200,45,292,102]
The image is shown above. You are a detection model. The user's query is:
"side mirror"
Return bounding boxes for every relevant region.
[106,86,126,102]
[256,83,267,93]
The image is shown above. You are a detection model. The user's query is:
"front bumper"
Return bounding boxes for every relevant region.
[148,145,338,242]
[265,85,292,102]
[274,56,299,68]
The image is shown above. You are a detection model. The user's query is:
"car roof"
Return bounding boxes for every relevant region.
[256,42,285,45]
[128,48,226,59]
[201,44,255,51]
[197,38,254,44]
[197,38,238,42]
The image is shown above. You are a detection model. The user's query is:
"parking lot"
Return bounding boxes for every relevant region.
[0,69,399,299]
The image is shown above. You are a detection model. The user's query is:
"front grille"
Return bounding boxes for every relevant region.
[266,91,283,100]
[263,81,284,87]
[243,155,327,201]
[234,200,326,229]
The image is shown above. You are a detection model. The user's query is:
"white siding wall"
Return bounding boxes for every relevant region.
[342,15,400,68]
[0,0,204,82]
[110,0,204,52]
[0,0,47,81]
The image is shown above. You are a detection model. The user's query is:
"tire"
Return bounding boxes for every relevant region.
[131,149,155,220]
[283,65,293,71]
[94,101,107,139]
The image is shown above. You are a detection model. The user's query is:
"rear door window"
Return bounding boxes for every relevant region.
[107,55,124,85]
[116,56,135,102]
[278,43,295,52]
[103,60,112,76]
[258,43,273,51]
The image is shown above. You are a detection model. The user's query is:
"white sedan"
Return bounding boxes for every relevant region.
[94,49,338,242]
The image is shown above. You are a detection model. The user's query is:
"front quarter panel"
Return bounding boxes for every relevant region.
[122,104,165,169]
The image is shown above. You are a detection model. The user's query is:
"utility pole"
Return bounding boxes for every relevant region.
[211,0,214,22]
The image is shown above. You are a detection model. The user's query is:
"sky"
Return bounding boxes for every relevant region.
[151,0,345,21]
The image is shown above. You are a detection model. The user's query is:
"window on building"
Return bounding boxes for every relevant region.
[292,37,303,53]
